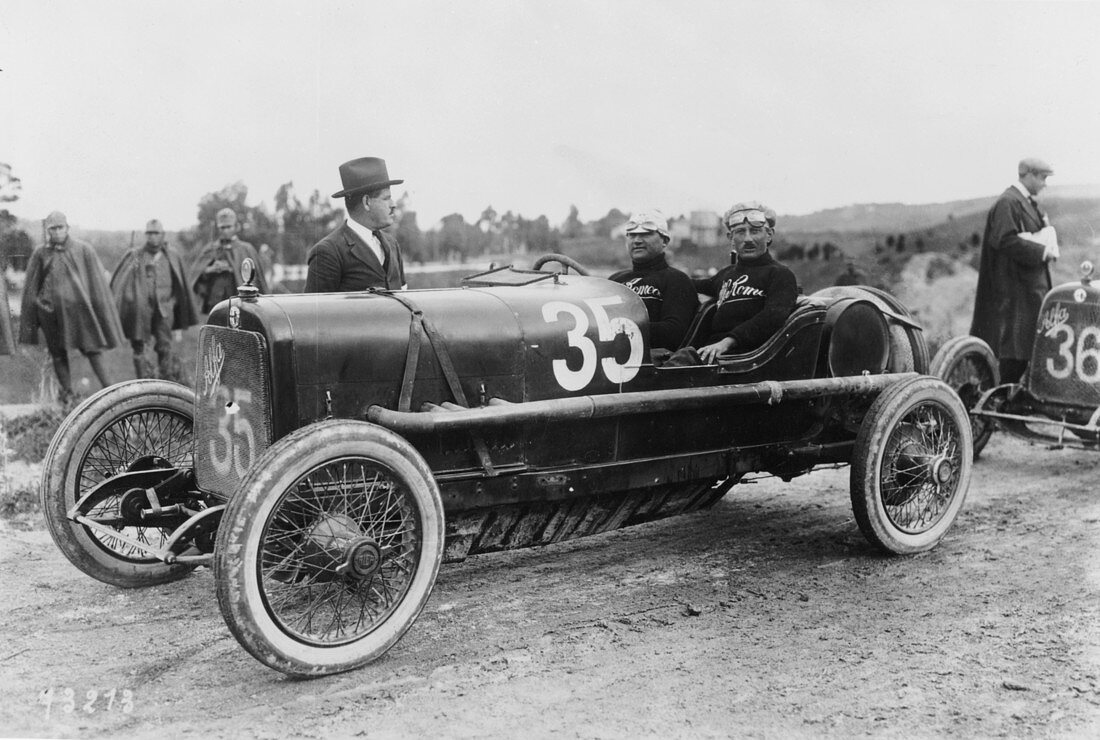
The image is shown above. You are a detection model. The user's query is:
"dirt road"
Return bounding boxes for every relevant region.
[1,434,1098,739]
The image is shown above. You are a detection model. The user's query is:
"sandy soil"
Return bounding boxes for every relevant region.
[1,433,1098,739]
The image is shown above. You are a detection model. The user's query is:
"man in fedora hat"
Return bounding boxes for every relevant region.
[19,211,123,401]
[110,219,198,381]
[304,156,407,293]
[971,157,1059,383]
[190,207,268,313]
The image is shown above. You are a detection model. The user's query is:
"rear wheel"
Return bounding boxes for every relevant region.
[214,420,444,677]
[850,376,972,554]
[930,335,999,458]
[40,380,196,587]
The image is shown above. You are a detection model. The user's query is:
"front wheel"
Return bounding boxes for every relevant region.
[214,420,445,677]
[930,335,999,458]
[40,379,197,587]
[850,376,973,554]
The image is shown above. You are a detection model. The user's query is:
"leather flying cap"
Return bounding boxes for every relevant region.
[1018,157,1054,177]
[44,210,68,228]
[145,219,164,233]
[724,201,776,229]
[331,157,404,198]
[624,209,670,238]
[215,208,238,226]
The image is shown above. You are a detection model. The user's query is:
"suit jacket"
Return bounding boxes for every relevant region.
[970,186,1051,360]
[19,238,125,352]
[111,246,199,340]
[303,223,405,293]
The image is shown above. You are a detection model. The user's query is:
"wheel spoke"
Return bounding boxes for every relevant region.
[258,457,422,646]
[73,408,193,562]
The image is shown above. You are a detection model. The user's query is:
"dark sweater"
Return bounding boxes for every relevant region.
[609,254,696,350]
[692,251,798,350]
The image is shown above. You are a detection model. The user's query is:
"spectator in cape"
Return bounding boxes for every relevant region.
[19,211,123,400]
[110,219,198,381]
[190,207,268,313]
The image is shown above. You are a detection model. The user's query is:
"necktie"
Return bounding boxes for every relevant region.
[374,231,390,273]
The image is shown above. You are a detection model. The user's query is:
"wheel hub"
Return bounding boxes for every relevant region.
[336,538,383,579]
[930,455,954,485]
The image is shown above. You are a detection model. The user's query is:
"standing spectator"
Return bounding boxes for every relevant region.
[18,211,122,401]
[0,268,14,355]
[608,209,696,351]
[304,157,407,292]
[971,157,1058,383]
[190,207,268,313]
[110,219,198,382]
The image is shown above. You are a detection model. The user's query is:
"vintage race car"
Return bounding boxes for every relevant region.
[41,257,972,677]
[933,261,1100,454]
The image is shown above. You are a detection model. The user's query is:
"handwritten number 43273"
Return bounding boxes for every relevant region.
[39,687,134,718]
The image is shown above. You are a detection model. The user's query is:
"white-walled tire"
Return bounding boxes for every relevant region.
[40,380,197,587]
[214,420,445,677]
[851,376,973,554]
[930,335,999,458]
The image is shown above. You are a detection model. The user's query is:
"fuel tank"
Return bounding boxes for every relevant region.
[206,274,652,430]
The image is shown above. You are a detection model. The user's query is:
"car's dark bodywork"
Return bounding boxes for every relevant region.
[43,262,972,676]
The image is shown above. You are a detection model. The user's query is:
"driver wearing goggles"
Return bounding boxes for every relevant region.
[688,200,797,364]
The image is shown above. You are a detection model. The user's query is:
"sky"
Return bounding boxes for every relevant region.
[2,0,1099,232]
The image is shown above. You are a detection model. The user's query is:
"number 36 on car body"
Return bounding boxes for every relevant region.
[541,296,644,391]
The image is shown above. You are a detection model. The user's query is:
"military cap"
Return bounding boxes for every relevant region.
[145,219,164,233]
[44,211,68,228]
[215,208,238,225]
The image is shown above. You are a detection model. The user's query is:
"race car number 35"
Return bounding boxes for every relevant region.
[541,296,644,391]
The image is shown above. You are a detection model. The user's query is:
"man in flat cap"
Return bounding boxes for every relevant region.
[190,208,268,313]
[110,219,198,382]
[971,157,1058,383]
[687,201,798,364]
[19,211,123,401]
[304,157,407,292]
[608,208,695,351]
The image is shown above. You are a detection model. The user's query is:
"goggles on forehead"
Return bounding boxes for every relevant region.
[625,219,664,234]
[726,210,770,229]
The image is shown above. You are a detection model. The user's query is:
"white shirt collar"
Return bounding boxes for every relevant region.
[345,217,384,263]
[1012,181,1032,200]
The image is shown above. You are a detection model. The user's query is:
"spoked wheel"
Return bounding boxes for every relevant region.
[850,376,973,554]
[214,420,444,677]
[930,335,999,458]
[40,380,197,587]
[531,253,590,275]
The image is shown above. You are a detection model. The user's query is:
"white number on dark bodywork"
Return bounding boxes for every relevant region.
[541,296,644,391]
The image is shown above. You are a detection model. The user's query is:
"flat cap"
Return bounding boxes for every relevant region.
[44,211,68,228]
[215,208,238,225]
[1019,157,1054,177]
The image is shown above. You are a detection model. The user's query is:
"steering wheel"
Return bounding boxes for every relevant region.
[531,253,590,276]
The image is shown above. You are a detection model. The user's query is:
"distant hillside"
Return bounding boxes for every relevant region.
[780,184,1100,234]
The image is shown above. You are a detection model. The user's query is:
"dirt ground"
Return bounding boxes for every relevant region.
[1,433,1098,739]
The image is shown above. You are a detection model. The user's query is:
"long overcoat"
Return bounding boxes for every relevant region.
[303,223,405,293]
[189,237,269,308]
[970,186,1051,361]
[19,238,124,352]
[0,275,14,355]
[110,246,199,340]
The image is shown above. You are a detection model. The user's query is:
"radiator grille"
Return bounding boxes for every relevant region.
[194,326,273,497]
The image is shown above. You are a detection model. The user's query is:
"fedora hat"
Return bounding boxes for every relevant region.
[331,157,404,198]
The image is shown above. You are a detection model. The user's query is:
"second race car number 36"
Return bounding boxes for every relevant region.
[541,296,644,391]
